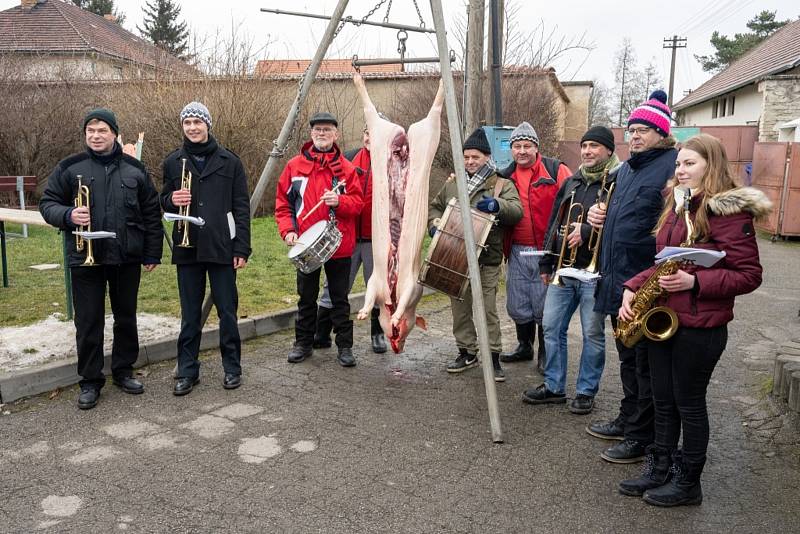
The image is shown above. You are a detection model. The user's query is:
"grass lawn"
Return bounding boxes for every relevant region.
[0,217,367,328]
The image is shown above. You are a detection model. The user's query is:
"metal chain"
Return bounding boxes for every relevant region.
[410,0,426,28]
[383,0,393,24]
[359,0,389,25]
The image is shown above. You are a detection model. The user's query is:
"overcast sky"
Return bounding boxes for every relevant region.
[3,0,799,105]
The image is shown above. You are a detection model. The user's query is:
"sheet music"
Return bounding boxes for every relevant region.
[655,246,726,268]
[555,267,601,282]
[72,231,116,240]
[163,212,206,227]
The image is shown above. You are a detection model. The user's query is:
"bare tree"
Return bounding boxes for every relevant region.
[587,79,614,127]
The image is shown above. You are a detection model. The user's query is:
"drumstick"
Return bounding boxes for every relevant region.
[300,181,346,223]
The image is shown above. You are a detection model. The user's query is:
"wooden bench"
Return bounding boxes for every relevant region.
[0,176,37,237]
[0,207,73,319]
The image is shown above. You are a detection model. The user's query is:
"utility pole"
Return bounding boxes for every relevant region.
[464,0,485,135]
[663,35,687,108]
[617,46,628,127]
[488,0,503,125]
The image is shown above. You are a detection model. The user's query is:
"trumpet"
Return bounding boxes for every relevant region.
[550,190,584,286]
[585,171,615,274]
[74,174,97,266]
[177,158,194,248]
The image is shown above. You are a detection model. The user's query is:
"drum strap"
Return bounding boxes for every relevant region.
[493,177,506,198]
[328,156,345,220]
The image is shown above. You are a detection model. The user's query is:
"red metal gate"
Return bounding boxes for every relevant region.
[752,142,800,238]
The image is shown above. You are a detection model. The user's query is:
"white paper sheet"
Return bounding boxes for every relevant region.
[655,247,726,268]
[555,267,601,282]
[163,212,205,227]
[72,231,116,240]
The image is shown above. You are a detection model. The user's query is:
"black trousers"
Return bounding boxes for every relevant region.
[71,263,141,389]
[610,316,654,444]
[296,257,352,348]
[648,325,727,467]
[176,263,241,379]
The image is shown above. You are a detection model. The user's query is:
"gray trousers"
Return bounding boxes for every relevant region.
[319,241,375,309]
[505,244,547,324]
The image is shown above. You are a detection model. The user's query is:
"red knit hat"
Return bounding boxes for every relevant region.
[627,90,672,136]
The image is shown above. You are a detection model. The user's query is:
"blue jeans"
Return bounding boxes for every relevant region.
[542,277,605,396]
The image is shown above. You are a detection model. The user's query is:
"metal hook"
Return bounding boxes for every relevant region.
[351,54,361,74]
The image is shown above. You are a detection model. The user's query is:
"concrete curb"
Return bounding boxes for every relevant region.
[771,339,800,414]
[0,292,367,404]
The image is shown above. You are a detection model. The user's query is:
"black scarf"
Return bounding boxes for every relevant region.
[628,136,676,170]
[87,141,122,166]
[183,134,218,157]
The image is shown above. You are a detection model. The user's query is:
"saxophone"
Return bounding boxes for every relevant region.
[614,190,694,348]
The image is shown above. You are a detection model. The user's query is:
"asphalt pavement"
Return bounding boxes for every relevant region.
[1,235,798,533]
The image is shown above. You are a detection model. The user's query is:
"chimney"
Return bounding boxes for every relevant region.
[103,14,117,23]
[21,0,38,9]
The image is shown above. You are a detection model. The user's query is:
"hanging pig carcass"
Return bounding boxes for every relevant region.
[353,74,444,353]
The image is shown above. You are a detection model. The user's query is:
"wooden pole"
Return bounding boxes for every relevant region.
[464,0,485,135]
[430,0,504,443]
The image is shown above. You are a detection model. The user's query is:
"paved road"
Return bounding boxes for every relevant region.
[1,236,799,533]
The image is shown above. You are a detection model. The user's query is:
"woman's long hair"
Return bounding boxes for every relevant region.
[654,133,739,242]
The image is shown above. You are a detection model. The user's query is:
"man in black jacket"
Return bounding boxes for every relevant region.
[161,102,252,396]
[40,108,163,410]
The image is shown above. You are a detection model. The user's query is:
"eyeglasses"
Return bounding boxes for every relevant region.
[627,126,652,136]
[311,127,336,134]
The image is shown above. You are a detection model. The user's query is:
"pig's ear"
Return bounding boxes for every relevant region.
[415,316,427,330]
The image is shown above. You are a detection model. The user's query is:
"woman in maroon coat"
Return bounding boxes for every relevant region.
[616,134,771,507]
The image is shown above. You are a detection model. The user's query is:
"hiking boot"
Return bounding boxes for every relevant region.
[619,445,672,496]
[287,344,313,363]
[447,350,478,373]
[601,438,647,464]
[499,321,534,363]
[643,454,704,507]
[521,384,566,404]
[77,386,100,410]
[586,416,625,440]
[492,352,505,382]
[313,307,333,348]
[568,394,594,415]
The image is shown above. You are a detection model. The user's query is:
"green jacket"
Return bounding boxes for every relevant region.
[428,171,523,266]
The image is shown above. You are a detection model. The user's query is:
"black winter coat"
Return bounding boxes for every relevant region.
[594,147,677,315]
[160,145,251,264]
[39,146,163,267]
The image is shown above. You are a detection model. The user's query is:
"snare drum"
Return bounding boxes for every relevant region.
[288,220,342,274]
[418,198,496,299]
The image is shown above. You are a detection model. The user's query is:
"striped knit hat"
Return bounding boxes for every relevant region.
[509,121,539,145]
[180,101,212,130]
[627,90,671,137]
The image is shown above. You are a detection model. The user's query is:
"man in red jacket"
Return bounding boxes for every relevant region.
[499,122,571,374]
[313,121,387,354]
[275,112,364,367]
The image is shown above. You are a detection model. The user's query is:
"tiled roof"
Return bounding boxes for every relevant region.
[674,18,800,111]
[256,59,402,76]
[0,0,193,73]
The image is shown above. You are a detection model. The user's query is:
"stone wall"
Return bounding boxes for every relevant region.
[759,75,800,142]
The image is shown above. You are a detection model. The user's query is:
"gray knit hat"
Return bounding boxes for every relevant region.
[510,121,539,145]
[180,101,212,130]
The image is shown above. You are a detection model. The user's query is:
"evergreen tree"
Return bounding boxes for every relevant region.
[136,0,189,59]
[71,0,125,26]
[695,10,791,73]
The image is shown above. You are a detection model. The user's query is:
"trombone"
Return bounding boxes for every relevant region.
[550,190,584,286]
[74,174,97,266]
[177,158,194,248]
[585,171,615,274]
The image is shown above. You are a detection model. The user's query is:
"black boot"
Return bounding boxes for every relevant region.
[535,322,546,375]
[370,307,387,354]
[643,452,704,507]
[492,352,505,382]
[619,445,672,496]
[313,306,333,348]
[499,322,534,363]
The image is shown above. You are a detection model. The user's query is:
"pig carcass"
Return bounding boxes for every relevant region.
[353,74,444,353]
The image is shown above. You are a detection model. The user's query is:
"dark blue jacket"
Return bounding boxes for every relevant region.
[594,147,677,315]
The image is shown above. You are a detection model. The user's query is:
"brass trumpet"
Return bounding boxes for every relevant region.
[585,171,615,274]
[74,174,97,266]
[550,190,584,286]
[177,158,194,248]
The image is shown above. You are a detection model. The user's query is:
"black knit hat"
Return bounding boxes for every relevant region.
[580,125,615,153]
[463,128,491,155]
[309,112,338,127]
[83,108,119,135]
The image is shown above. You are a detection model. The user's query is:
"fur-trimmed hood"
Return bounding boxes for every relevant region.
[708,187,772,219]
